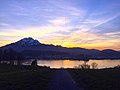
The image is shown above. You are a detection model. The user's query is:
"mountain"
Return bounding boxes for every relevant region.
[15,37,41,46]
[1,37,120,60]
[1,37,67,52]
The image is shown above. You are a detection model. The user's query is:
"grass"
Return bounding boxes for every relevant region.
[0,65,53,90]
[1,64,120,90]
[68,68,120,90]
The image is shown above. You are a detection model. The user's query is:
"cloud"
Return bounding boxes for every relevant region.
[14,12,29,16]
[49,17,69,26]
[0,26,58,37]
[45,0,86,19]
[94,13,120,27]
[0,22,11,27]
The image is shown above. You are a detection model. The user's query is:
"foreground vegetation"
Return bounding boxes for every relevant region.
[69,68,120,90]
[0,65,53,90]
[0,63,120,90]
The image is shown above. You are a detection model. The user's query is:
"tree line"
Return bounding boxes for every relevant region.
[0,48,25,65]
[74,61,98,69]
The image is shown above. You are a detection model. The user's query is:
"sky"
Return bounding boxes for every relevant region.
[0,0,120,50]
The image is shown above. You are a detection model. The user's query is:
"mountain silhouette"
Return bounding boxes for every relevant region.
[1,37,120,60]
[15,37,41,46]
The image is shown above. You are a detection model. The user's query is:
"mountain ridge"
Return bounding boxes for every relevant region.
[1,37,120,60]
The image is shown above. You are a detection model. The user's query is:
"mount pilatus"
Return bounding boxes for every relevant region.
[15,37,40,46]
[1,37,120,60]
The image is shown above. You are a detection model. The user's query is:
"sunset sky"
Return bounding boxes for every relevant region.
[0,0,120,50]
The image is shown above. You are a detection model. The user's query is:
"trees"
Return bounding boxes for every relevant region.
[91,62,98,69]
[74,61,98,69]
[74,61,90,69]
[16,52,25,65]
[7,48,17,65]
[0,49,2,63]
[0,48,25,65]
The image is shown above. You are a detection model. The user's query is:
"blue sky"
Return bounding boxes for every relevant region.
[0,0,120,50]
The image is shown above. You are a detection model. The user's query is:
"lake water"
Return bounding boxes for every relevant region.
[31,60,120,69]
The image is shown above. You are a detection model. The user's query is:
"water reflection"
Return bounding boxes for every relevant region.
[37,60,120,69]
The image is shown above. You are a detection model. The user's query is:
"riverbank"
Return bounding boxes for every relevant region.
[0,65,53,90]
[68,68,120,90]
[0,64,120,90]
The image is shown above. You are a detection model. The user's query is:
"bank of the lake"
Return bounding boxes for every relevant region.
[0,65,53,90]
[69,68,120,90]
[0,64,120,90]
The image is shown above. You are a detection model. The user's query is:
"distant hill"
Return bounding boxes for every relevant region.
[1,37,120,60]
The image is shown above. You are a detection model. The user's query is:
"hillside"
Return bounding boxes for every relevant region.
[1,37,120,60]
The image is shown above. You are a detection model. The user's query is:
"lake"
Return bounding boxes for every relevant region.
[34,60,120,69]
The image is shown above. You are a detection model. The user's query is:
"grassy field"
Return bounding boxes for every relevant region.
[0,65,53,90]
[69,68,120,90]
[1,64,120,90]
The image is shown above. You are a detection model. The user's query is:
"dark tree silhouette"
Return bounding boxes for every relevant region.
[0,48,25,65]
[0,48,2,63]
[91,62,98,69]
[16,52,25,65]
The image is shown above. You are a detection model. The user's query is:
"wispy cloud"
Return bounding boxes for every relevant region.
[94,13,120,27]
[0,26,57,37]
[49,17,69,26]
[0,22,11,27]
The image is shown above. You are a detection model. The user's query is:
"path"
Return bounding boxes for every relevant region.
[48,69,83,90]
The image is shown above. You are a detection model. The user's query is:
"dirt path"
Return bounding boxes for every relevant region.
[48,69,82,90]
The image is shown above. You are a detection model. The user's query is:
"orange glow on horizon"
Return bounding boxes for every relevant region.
[0,40,15,47]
